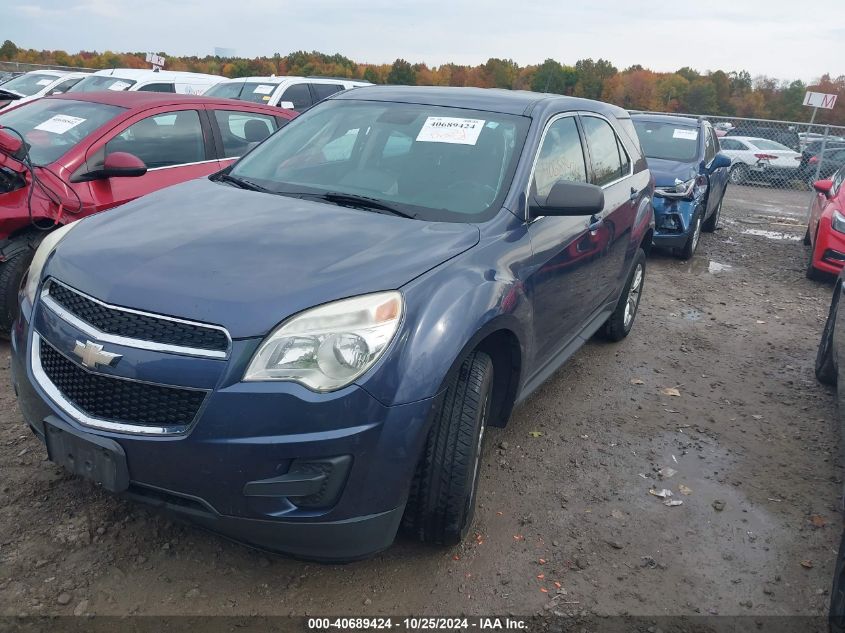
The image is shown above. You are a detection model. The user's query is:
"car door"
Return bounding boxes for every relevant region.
[525,113,609,367]
[83,106,218,211]
[703,124,728,214]
[579,113,639,298]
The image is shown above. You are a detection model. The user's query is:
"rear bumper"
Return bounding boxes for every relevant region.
[11,303,437,561]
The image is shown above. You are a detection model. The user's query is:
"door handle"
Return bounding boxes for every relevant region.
[588,215,603,232]
[629,187,639,201]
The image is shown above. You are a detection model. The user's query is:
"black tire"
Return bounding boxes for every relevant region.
[816,282,840,385]
[806,234,825,281]
[803,226,811,246]
[677,208,702,260]
[600,248,646,342]
[0,250,34,339]
[702,191,724,233]
[729,164,748,185]
[402,351,494,545]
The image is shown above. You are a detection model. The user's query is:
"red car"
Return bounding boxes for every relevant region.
[806,167,845,280]
[0,91,295,332]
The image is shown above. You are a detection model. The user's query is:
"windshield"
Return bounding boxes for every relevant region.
[69,76,137,93]
[206,81,277,103]
[0,99,123,165]
[633,120,699,162]
[229,100,529,222]
[0,73,60,97]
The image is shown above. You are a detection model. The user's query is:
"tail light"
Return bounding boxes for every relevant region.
[754,153,778,161]
[809,156,819,165]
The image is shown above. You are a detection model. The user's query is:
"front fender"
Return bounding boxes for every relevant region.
[357,259,531,408]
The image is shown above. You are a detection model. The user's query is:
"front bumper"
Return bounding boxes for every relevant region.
[11,299,436,561]
[814,219,845,276]
[651,196,698,248]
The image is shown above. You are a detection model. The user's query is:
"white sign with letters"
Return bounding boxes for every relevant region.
[803,91,838,110]
[416,116,485,145]
[145,52,166,68]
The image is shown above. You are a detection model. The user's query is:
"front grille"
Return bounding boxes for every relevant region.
[47,282,228,353]
[39,339,206,428]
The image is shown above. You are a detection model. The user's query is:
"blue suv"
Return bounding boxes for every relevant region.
[11,87,654,561]
[632,114,730,258]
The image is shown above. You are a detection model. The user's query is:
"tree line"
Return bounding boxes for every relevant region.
[2,40,843,126]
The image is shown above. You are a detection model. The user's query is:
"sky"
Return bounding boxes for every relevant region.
[7,0,845,82]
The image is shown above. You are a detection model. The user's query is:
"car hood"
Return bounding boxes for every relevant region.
[47,179,481,338]
[646,158,700,188]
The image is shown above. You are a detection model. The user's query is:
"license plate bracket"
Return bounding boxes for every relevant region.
[44,416,129,493]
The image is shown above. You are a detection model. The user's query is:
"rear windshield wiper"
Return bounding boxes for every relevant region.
[217,173,268,192]
[316,192,416,219]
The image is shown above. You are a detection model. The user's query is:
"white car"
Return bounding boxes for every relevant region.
[69,69,225,95]
[718,136,802,187]
[204,76,371,110]
[0,70,89,112]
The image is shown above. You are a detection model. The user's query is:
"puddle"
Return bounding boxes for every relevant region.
[681,308,702,321]
[741,228,801,241]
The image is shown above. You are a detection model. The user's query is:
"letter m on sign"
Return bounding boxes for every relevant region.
[822,94,838,109]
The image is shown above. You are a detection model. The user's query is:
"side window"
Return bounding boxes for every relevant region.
[106,110,205,169]
[312,83,343,102]
[581,116,624,187]
[704,126,717,161]
[617,136,631,176]
[532,116,587,199]
[720,139,740,151]
[279,83,313,110]
[213,110,276,158]
[137,83,175,93]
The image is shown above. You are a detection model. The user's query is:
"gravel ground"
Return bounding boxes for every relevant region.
[0,184,841,620]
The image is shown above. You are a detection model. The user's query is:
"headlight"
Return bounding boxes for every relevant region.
[244,291,403,391]
[832,210,845,234]
[22,222,77,305]
[655,176,707,200]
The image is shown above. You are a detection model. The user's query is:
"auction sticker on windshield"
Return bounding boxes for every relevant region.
[107,81,131,91]
[673,128,698,140]
[34,115,86,135]
[253,85,274,95]
[417,116,485,145]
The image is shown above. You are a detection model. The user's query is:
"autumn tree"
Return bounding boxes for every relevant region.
[0,40,17,60]
[386,59,416,85]
[573,58,617,100]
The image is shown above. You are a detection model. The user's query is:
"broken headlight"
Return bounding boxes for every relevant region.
[655,176,707,200]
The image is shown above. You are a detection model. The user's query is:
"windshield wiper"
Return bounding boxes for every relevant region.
[316,192,416,219]
[217,173,267,192]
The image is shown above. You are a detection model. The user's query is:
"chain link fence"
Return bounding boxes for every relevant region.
[632,110,845,193]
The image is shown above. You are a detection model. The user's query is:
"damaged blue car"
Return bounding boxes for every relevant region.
[632,114,731,258]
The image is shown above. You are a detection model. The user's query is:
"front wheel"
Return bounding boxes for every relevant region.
[600,248,646,342]
[402,351,494,545]
[702,194,723,233]
[677,210,702,260]
[806,235,825,281]
[816,283,840,385]
[0,250,34,339]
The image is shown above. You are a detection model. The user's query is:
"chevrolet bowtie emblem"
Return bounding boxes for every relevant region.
[72,340,122,370]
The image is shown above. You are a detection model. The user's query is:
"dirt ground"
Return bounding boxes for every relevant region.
[0,184,841,620]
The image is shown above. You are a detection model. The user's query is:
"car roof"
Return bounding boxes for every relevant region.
[214,75,367,85]
[22,69,84,79]
[89,69,224,82]
[44,91,287,113]
[630,113,700,127]
[330,85,630,118]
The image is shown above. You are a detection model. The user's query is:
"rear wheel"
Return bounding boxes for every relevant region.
[0,250,34,339]
[816,282,840,385]
[729,164,749,185]
[600,248,646,342]
[402,351,494,545]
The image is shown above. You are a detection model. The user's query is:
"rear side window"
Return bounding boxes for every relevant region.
[704,126,717,161]
[312,83,343,102]
[213,110,276,158]
[138,83,175,93]
[532,116,587,199]
[719,139,743,150]
[279,84,312,110]
[205,81,244,100]
[582,116,625,186]
[106,110,205,168]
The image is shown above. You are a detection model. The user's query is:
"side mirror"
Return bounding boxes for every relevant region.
[81,152,147,181]
[530,180,604,219]
[708,153,732,172]
[814,179,834,196]
[279,101,295,110]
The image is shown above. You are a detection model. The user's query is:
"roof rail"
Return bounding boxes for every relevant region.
[304,76,371,83]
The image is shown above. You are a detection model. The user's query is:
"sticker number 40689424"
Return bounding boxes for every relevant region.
[416,116,486,145]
